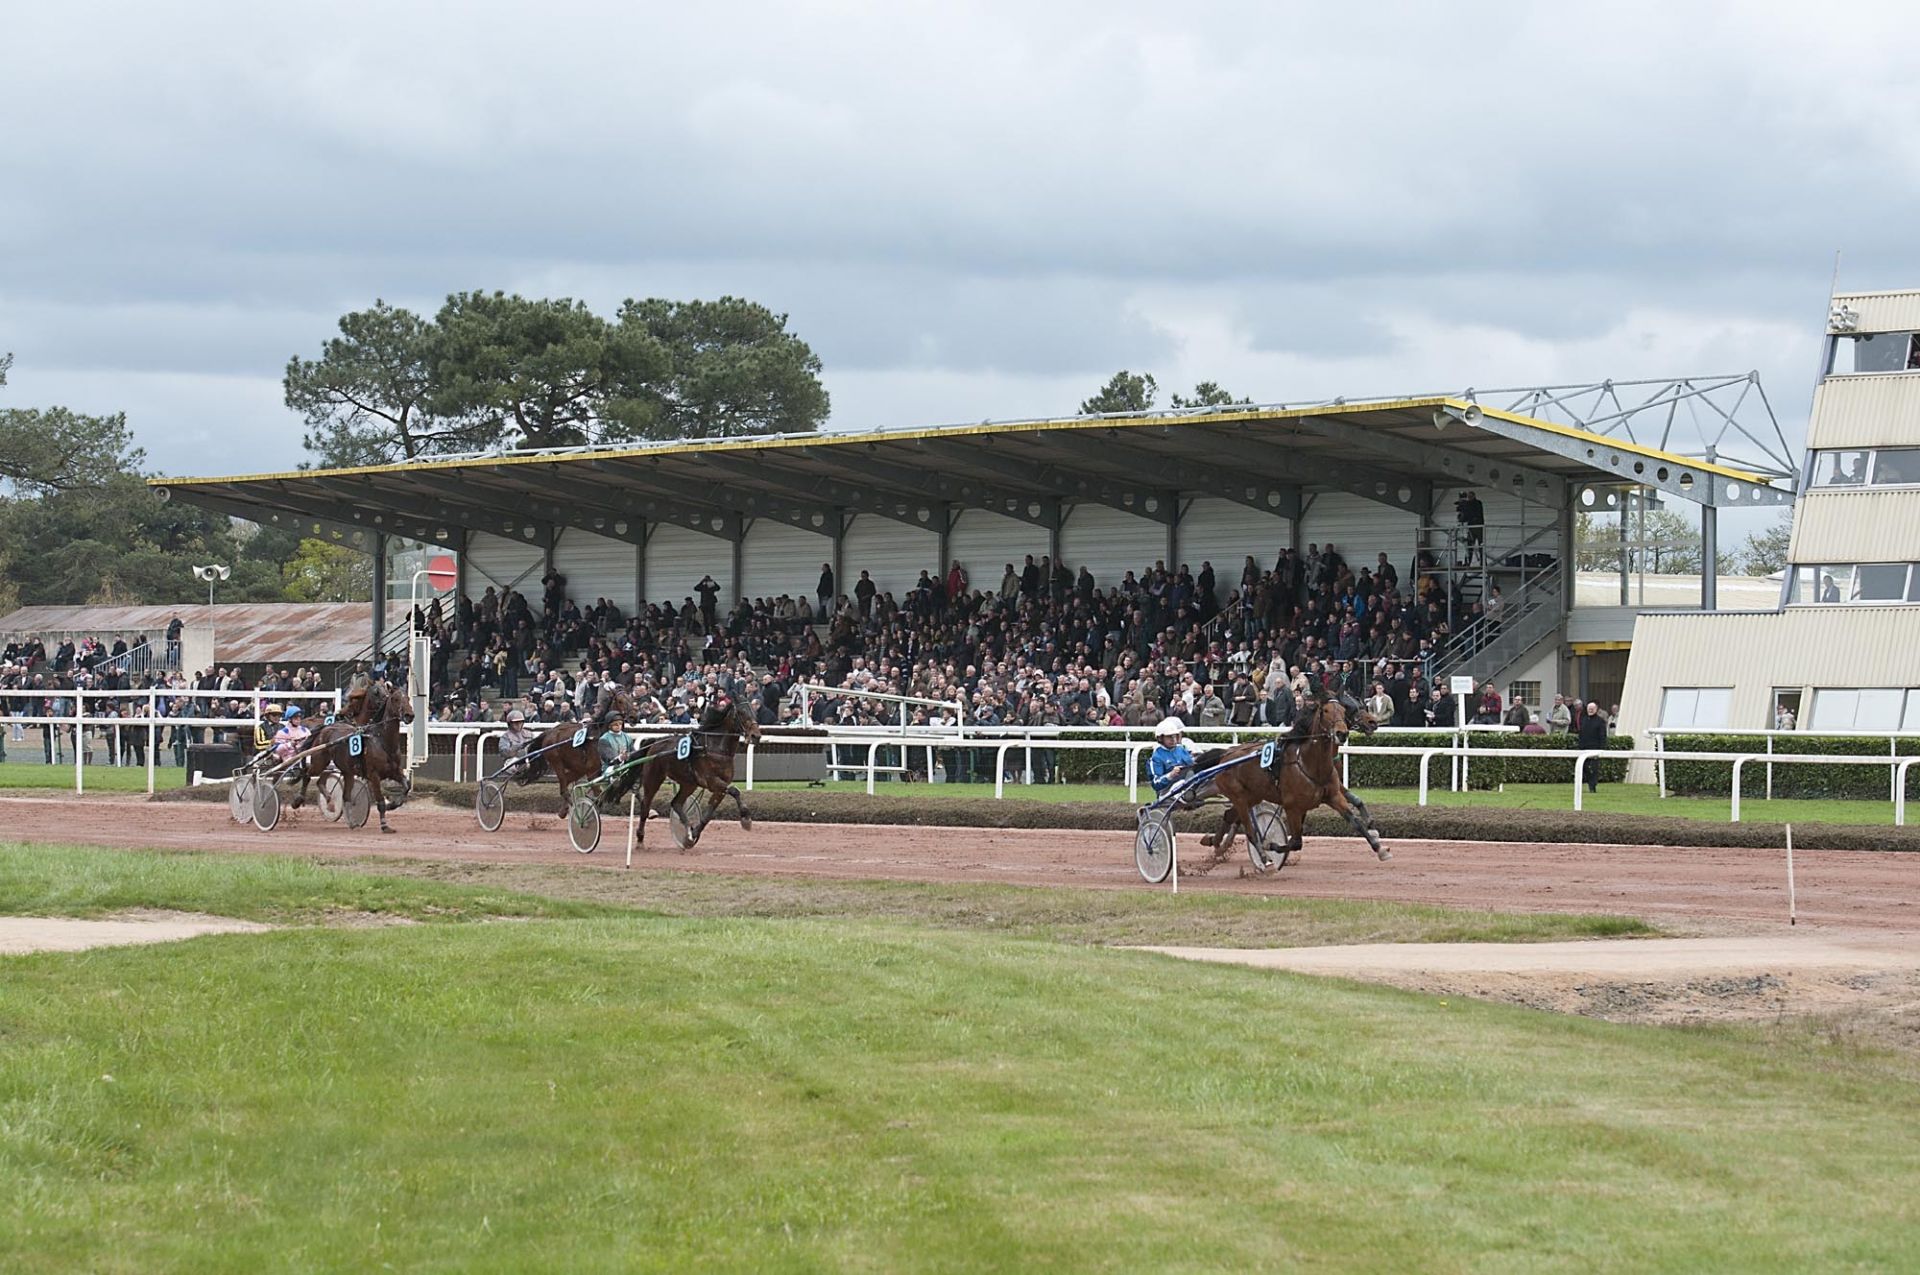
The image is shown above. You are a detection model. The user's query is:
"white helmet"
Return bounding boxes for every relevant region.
[1154,717,1185,740]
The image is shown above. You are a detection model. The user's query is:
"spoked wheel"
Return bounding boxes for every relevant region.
[568,795,602,853]
[1135,806,1176,884]
[668,790,717,850]
[1247,802,1291,873]
[316,773,344,822]
[344,781,373,830]
[251,778,282,833]
[475,779,506,833]
[229,772,256,824]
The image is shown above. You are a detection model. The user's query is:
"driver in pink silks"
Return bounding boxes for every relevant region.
[271,707,312,777]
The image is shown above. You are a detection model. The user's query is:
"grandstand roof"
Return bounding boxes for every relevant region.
[151,393,1792,550]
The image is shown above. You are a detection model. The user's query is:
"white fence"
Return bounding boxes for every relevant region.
[8,697,1918,826]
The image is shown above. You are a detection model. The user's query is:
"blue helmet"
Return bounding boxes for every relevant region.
[285,707,303,720]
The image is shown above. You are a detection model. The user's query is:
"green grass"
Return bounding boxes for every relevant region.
[0,762,186,792]
[345,857,1653,948]
[0,843,626,925]
[766,778,1907,826]
[3,916,1918,1271]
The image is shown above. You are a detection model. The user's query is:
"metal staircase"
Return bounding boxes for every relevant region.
[1428,559,1566,691]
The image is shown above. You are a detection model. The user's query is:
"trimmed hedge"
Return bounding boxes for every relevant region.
[1041,730,1633,788]
[1660,734,1920,800]
[155,773,1919,851]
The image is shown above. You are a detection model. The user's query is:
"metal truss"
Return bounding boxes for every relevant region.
[1449,374,1798,483]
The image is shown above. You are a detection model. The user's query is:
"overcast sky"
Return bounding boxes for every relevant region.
[4,0,1916,496]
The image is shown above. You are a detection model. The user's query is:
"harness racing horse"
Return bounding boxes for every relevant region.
[1195,686,1388,871]
[604,695,761,850]
[295,678,414,834]
[517,686,643,812]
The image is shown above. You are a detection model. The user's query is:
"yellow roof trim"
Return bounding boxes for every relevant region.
[1569,640,1634,653]
[1463,401,1774,485]
[146,394,1778,489]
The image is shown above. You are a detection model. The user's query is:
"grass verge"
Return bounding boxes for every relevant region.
[338,857,1653,948]
[0,762,185,792]
[0,843,625,925]
[3,918,1918,1271]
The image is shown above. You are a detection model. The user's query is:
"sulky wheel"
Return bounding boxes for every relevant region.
[229,772,255,824]
[567,795,602,853]
[251,777,281,832]
[1247,802,1291,873]
[344,781,373,830]
[316,773,344,822]
[475,779,506,833]
[1135,806,1176,884]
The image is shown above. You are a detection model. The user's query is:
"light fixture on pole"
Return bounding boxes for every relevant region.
[192,563,230,607]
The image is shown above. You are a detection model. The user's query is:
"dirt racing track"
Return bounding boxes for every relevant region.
[6,792,1920,932]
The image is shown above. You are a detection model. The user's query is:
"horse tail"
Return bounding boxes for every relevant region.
[519,752,549,785]
[602,755,646,808]
[1191,747,1229,771]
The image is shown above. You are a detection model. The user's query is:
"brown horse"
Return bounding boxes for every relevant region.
[1195,687,1387,871]
[604,695,760,850]
[294,679,413,833]
[517,686,642,812]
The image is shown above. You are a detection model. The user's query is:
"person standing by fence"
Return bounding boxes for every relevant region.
[1578,701,1608,792]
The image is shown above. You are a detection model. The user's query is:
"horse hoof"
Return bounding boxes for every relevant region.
[1374,846,1391,862]
[740,814,753,832]
[1200,834,1217,848]
[380,825,396,835]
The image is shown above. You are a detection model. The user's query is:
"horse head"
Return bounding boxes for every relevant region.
[1336,689,1377,737]
[703,691,760,743]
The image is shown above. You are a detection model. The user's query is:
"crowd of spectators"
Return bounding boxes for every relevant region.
[402,545,1588,753]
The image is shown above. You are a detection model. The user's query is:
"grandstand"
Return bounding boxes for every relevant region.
[149,380,1796,717]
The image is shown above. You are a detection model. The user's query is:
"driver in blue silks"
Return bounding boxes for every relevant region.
[1149,717,1197,800]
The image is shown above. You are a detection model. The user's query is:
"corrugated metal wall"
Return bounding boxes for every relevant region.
[646,526,732,610]
[1788,490,1920,562]
[1300,493,1418,578]
[1834,290,1920,334]
[1620,607,1920,737]
[949,510,1047,587]
[1808,375,1920,449]
[740,520,827,601]
[464,531,546,603]
[1177,499,1290,605]
[553,529,637,613]
[1060,505,1164,588]
[842,515,937,599]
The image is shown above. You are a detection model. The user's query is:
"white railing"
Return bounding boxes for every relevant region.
[0,687,342,796]
[9,703,1915,827]
[1645,727,1920,801]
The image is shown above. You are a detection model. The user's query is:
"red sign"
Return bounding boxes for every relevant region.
[427,554,457,589]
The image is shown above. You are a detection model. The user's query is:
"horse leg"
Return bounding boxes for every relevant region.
[1326,786,1388,861]
[724,782,752,831]
[635,764,666,849]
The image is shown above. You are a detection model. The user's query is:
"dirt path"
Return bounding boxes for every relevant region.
[6,793,1919,931]
[0,911,270,955]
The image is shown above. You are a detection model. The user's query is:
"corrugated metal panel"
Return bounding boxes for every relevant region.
[645,525,732,611]
[948,510,1046,589]
[1300,493,1418,579]
[842,514,937,600]
[0,601,409,664]
[1618,607,1920,737]
[1788,490,1920,562]
[553,529,636,613]
[1807,374,1920,449]
[1833,290,1920,334]
[465,532,546,602]
[1060,504,1164,588]
[1176,499,1290,606]
[741,520,827,601]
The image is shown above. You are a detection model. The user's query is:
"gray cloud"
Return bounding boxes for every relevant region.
[1,0,1914,479]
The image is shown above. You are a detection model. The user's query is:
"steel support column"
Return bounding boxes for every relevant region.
[1701,501,1718,611]
[370,533,388,661]
[731,529,746,604]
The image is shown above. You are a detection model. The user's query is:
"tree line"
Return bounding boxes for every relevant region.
[287,293,830,467]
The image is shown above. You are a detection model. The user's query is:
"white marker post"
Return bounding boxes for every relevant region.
[625,791,638,870]
[1786,822,1796,926]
